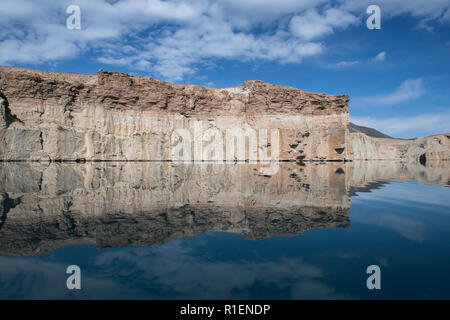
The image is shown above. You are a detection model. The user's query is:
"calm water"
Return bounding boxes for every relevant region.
[0,161,449,299]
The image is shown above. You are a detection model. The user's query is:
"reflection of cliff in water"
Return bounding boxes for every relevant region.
[0,161,448,257]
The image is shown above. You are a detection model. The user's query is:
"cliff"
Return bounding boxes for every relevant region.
[0,66,448,162]
[0,66,349,161]
[347,132,450,162]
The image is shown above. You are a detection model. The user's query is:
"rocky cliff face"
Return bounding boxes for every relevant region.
[347,132,450,162]
[0,66,448,162]
[0,66,349,161]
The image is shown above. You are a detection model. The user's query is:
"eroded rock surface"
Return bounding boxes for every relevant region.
[0,66,448,161]
[0,66,350,161]
[348,132,450,161]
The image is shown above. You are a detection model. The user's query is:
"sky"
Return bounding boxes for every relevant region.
[0,0,449,138]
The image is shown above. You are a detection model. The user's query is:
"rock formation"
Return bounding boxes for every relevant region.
[0,66,350,161]
[348,122,392,139]
[0,66,448,161]
[0,67,447,257]
[347,132,449,162]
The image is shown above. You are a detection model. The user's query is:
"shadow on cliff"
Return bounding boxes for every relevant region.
[0,92,22,127]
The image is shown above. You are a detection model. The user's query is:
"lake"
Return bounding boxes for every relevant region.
[0,161,449,299]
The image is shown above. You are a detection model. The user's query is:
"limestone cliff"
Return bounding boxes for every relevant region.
[0,66,448,162]
[347,132,450,162]
[0,66,349,161]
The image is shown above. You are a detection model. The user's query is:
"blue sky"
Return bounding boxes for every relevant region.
[0,0,449,138]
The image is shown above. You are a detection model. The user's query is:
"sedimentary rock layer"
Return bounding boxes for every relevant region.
[0,66,349,161]
[0,66,448,161]
[347,132,450,162]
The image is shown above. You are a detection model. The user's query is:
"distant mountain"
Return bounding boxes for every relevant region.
[348,122,393,139]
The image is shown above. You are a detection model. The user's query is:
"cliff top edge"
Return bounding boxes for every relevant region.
[0,65,348,99]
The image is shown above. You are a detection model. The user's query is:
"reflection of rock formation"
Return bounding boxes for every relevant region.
[346,160,450,190]
[1,161,448,257]
[0,162,350,257]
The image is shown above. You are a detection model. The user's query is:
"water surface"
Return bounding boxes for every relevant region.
[0,161,449,299]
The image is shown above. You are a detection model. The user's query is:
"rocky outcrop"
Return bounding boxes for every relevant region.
[348,122,392,138]
[347,132,450,162]
[0,93,7,129]
[0,66,349,161]
[0,66,448,162]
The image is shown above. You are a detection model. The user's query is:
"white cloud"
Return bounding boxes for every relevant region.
[340,0,450,23]
[355,211,427,242]
[442,8,450,22]
[356,78,425,107]
[0,0,449,81]
[372,51,386,62]
[0,257,142,299]
[351,112,450,138]
[289,8,359,41]
[336,60,359,67]
[0,240,354,299]
[0,0,332,81]
[92,240,354,299]
[219,0,328,28]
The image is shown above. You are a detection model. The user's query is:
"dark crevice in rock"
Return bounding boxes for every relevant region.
[295,155,306,164]
[0,92,22,127]
[0,193,22,232]
[419,153,427,166]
